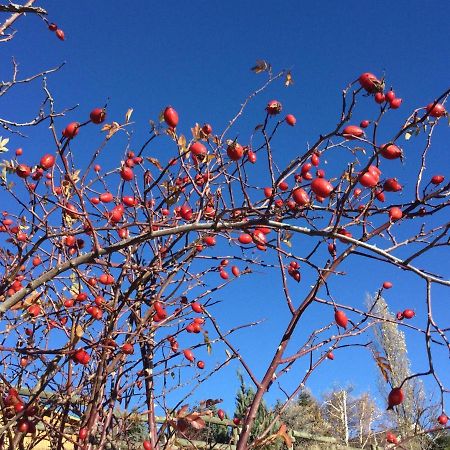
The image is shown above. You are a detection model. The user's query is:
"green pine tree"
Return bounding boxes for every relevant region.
[234,372,285,449]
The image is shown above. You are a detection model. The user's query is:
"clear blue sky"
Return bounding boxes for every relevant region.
[2,0,449,415]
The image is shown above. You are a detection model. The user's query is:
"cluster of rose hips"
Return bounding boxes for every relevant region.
[159,97,446,235]
[396,309,415,320]
[3,388,38,433]
[237,227,270,251]
[47,22,65,41]
[62,107,106,139]
[217,258,240,280]
[358,73,402,108]
[2,261,26,297]
[359,72,447,119]
[156,99,446,264]
[181,348,205,369]
[13,107,106,191]
[5,76,447,442]
[287,260,301,282]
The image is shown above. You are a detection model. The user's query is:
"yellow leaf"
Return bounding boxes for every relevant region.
[71,170,81,184]
[177,134,186,149]
[75,324,84,338]
[285,71,294,87]
[69,283,79,297]
[61,180,72,198]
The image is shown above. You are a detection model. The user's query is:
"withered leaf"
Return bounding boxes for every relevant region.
[61,180,72,198]
[166,127,176,140]
[177,405,189,418]
[102,122,121,140]
[176,418,189,433]
[372,350,391,383]
[177,134,186,149]
[203,331,212,355]
[146,157,163,171]
[165,185,181,207]
[125,108,133,123]
[69,282,79,297]
[191,123,201,140]
[251,60,271,74]
[285,71,294,87]
[189,416,206,430]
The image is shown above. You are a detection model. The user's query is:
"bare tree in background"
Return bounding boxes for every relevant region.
[322,386,354,446]
[350,392,384,448]
[322,386,384,448]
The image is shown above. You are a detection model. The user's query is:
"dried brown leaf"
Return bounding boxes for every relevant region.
[189,416,206,430]
[166,127,176,140]
[146,157,163,171]
[176,418,189,432]
[102,122,121,140]
[251,60,271,74]
[373,350,391,383]
[177,405,189,418]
